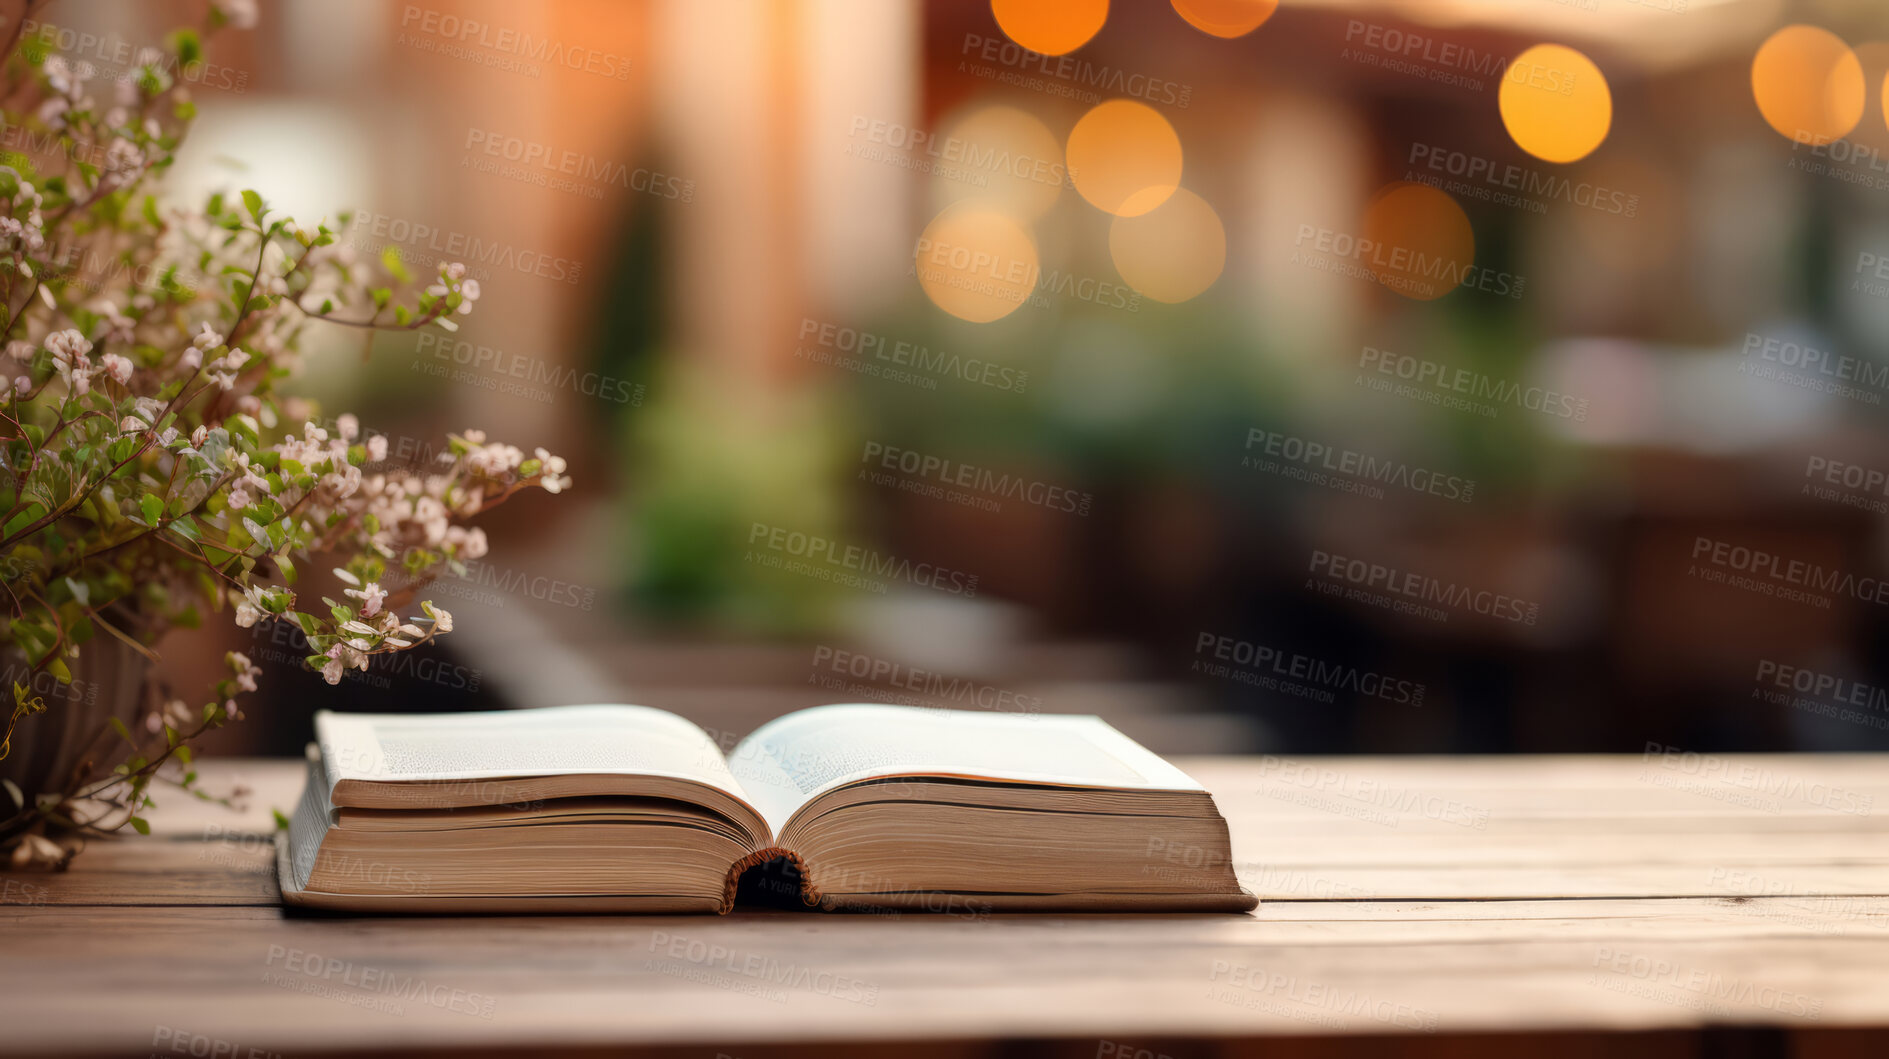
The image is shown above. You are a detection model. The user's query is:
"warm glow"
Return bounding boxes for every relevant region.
[1066,100,1183,217]
[991,0,1108,57]
[932,104,1067,221]
[1171,0,1278,39]
[1498,44,1612,164]
[1358,182,1475,303]
[1109,188,1225,303]
[914,202,1039,323]
[1751,25,1864,144]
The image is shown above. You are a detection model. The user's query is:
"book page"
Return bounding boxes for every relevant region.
[726,703,1204,837]
[315,704,750,807]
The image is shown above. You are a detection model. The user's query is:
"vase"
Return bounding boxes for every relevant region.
[0,634,150,811]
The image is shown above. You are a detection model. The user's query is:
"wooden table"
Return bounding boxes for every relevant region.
[6,754,1889,1057]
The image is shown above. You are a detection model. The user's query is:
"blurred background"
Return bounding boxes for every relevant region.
[61,0,1889,758]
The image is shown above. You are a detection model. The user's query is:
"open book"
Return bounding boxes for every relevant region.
[279,703,1255,914]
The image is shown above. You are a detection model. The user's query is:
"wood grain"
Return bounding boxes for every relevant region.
[2,755,1886,1057]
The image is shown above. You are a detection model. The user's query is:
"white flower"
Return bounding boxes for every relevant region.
[45,329,92,365]
[460,278,480,301]
[337,413,359,442]
[179,346,202,370]
[213,0,259,30]
[119,416,144,433]
[431,607,453,633]
[9,833,65,869]
[190,425,208,447]
[191,322,222,351]
[346,581,386,618]
[6,340,33,361]
[321,656,344,685]
[441,261,467,281]
[206,370,237,391]
[100,353,133,385]
[366,435,387,462]
[228,485,251,510]
[533,447,567,475]
[231,651,261,692]
[12,376,28,394]
[234,600,261,628]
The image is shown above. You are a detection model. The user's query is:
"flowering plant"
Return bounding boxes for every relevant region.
[0,2,568,866]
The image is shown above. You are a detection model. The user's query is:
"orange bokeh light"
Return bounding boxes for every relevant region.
[1109,188,1226,303]
[1751,25,1864,144]
[915,202,1039,323]
[1170,0,1278,39]
[1358,182,1475,302]
[991,0,1108,57]
[1066,100,1183,217]
[1498,44,1612,164]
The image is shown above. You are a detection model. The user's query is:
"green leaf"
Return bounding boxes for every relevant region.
[241,189,263,221]
[128,815,150,836]
[139,494,162,525]
[109,716,134,745]
[276,554,297,585]
[272,808,291,831]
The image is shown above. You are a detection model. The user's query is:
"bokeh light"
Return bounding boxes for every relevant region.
[1108,187,1226,303]
[1066,100,1183,216]
[914,201,1039,323]
[1751,25,1864,144]
[931,104,1067,221]
[1499,44,1612,164]
[1171,0,1278,39]
[1358,182,1475,302]
[991,0,1107,57]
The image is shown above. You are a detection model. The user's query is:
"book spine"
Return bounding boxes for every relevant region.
[720,846,821,914]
